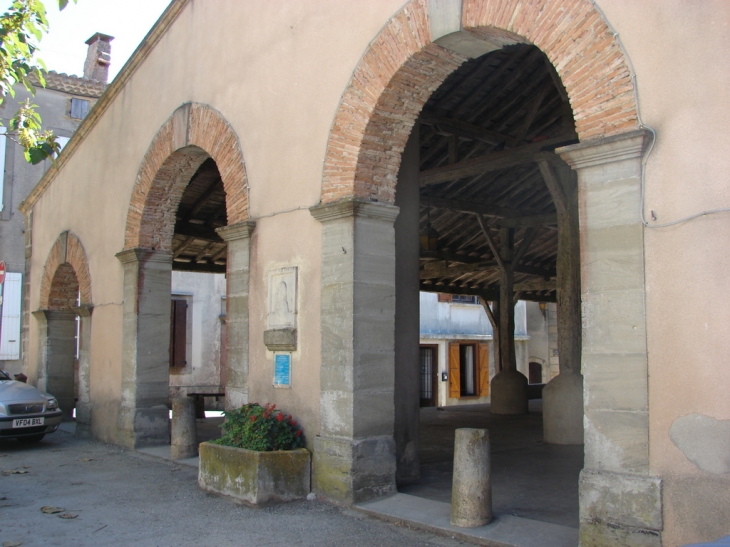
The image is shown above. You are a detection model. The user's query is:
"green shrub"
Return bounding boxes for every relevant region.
[213,403,305,451]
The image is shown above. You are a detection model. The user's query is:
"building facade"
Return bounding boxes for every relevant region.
[16,2,730,545]
[0,35,109,376]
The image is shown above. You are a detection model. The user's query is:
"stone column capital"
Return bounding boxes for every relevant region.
[556,129,654,170]
[34,309,78,320]
[72,305,94,317]
[216,220,256,242]
[310,199,399,224]
[115,248,172,265]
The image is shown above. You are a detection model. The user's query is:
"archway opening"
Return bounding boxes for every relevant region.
[45,263,81,421]
[393,43,583,528]
[168,156,229,440]
[119,104,250,450]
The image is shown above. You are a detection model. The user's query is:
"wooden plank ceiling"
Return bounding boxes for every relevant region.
[417,44,577,302]
[172,158,227,274]
[172,44,576,299]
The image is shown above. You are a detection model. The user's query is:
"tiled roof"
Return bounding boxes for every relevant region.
[30,71,106,98]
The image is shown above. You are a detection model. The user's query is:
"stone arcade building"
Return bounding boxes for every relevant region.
[17,1,730,546]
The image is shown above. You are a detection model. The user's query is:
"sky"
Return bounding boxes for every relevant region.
[1,0,172,81]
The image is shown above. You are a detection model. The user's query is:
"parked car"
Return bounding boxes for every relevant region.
[0,371,62,443]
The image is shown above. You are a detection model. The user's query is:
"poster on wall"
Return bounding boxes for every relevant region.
[273,352,292,388]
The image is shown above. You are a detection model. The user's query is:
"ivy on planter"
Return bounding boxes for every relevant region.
[213,403,305,451]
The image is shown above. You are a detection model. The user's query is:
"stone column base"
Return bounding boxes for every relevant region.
[117,405,170,449]
[313,435,397,505]
[490,369,528,415]
[543,372,584,444]
[579,469,662,547]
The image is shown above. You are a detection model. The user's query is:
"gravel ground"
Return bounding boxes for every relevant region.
[0,428,466,547]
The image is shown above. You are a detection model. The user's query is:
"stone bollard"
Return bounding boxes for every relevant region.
[170,397,198,459]
[451,428,492,527]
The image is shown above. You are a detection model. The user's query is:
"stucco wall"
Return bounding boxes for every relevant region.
[595,2,730,544]
[169,271,226,394]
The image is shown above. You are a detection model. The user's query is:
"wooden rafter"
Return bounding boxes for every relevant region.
[420,135,577,187]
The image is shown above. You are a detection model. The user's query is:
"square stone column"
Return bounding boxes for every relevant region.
[116,249,172,449]
[310,199,400,505]
[73,305,93,431]
[34,309,77,420]
[559,130,663,546]
[216,221,255,409]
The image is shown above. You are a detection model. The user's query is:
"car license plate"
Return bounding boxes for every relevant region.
[12,417,44,428]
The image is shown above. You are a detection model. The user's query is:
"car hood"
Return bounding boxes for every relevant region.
[0,381,49,402]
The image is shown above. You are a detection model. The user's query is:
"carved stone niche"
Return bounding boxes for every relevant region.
[264,267,297,351]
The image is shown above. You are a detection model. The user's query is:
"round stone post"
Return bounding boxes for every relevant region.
[451,428,492,527]
[170,397,198,459]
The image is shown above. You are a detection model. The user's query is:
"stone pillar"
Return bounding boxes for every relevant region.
[216,221,255,409]
[42,310,77,420]
[451,428,492,527]
[537,156,584,445]
[116,249,172,449]
[73,305,93,433]
[490,228,528,415]
[394,127,420,484]
[170,396,198,459]
[310,199,399,505]
[32,310,49,392]
[559,130,663,546]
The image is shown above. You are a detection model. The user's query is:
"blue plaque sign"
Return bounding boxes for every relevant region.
[274,353,291,387]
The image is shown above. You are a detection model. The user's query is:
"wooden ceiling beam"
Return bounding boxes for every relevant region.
[184,177,222,221]
[514,279,556,292]
[420,261,498,280]
[174,221,223,243]
[172,261,226,274]
[419,115,524,148]
[172,236,196,258]
[420,135,577,187]
[194,241,218,263]
[497,212,557,228]
[424,195,526,219]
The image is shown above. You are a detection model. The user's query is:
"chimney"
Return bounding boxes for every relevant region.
[83,33,114,83]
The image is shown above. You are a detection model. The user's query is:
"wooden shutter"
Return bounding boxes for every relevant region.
[448,343,460,398]
[170,299,187,367]
[478,343,490,397]
[0,272,22,360]
[438,293,452,303]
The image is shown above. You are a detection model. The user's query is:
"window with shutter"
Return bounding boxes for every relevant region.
[448,343,460,398]
[478,344,490,396]
[437,293,452,303]
[70,98,90,120]
[169,298,188,368]
[0,272,22,360]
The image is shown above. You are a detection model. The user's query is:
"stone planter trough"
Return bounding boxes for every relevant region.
[198,441,311,506]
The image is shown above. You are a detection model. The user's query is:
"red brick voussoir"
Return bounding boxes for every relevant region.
[124,103,249,252]
[321,0,639,206]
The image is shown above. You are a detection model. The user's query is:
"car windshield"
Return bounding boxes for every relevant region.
[0,371,11,381]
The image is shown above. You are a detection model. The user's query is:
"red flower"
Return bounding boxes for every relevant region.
[289,420,297,427]
[276,413,284,422]
[295,430,301,437]
[250,416,257,422]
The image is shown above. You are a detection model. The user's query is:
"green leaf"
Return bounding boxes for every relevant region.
[26,144,49,164]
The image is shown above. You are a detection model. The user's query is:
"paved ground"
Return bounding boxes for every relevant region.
[0,429,466,547]
[402,402,582,529]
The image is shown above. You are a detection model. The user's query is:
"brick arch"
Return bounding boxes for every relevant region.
[124,103,249,251]
[321,0,639,204]
[39,231,92,309]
